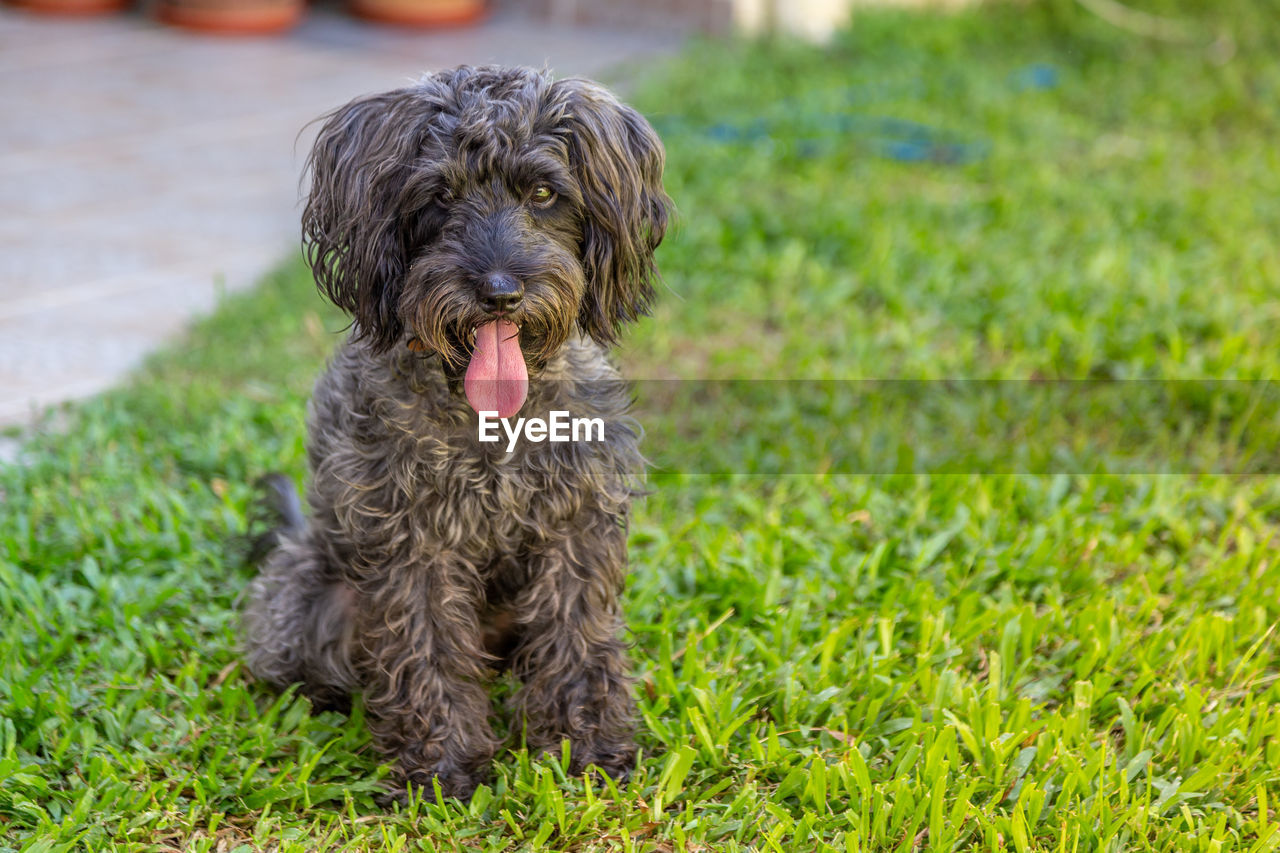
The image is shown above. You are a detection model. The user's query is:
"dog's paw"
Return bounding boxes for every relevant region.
[570,741,637,782]
[400,764,486,803]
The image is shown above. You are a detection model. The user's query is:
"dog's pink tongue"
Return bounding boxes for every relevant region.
[464,319,528,418]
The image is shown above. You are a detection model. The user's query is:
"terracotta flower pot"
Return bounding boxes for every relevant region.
[349,0,484,27]
[155,0,303,33]
[5,0,128,16]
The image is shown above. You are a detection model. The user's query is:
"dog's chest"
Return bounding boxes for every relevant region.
[398,414,612,553]
[324,342,640,558]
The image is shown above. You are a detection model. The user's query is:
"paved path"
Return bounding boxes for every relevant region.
[0,4,679,424]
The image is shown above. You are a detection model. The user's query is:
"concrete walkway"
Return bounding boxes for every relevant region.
[0,3,680,425]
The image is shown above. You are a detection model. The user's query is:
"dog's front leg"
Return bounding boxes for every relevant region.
[356,561,497,799]
[510,517,637,780]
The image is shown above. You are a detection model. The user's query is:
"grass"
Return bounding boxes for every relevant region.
[4,1,1280,849]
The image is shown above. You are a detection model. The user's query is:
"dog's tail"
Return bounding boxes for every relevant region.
[247,472,307,565]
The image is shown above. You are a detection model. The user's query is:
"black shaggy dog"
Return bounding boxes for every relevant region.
[243,66,670,798]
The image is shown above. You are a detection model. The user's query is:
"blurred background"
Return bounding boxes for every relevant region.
[0,0,1272,429]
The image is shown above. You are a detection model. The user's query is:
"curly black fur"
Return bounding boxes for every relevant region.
[242,66,670,799]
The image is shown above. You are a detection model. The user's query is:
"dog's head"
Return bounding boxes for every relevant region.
[302,66,670,416]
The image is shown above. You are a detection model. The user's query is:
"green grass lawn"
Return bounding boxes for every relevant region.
[4,1,1280,850]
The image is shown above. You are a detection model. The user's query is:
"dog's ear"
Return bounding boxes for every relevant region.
[302,88,440,353]
[553,79,672,347]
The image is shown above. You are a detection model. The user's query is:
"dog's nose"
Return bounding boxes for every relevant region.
[478,274,524,314]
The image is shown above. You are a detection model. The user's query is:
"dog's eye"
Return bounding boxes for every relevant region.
[529,185,556,208]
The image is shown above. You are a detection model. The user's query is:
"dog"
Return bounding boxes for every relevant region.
[241,65,670,799]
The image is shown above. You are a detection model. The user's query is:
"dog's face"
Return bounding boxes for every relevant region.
[302,66,670,416]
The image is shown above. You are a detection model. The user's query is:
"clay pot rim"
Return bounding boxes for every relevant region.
[348,0,486,28]
[5,0,130,16]
[155,0,303,34]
